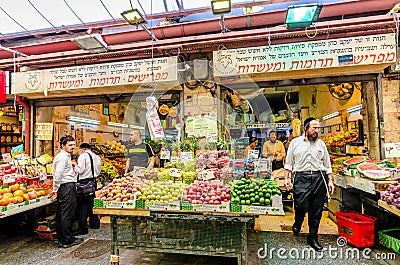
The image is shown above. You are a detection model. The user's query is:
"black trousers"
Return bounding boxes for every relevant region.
[56,182,76,245]
[76,178,100,233]
[293,171,328,239]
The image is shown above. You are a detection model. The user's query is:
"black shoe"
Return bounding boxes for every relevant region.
[307,238,323,252]
[90,224,100,229]
[73,230,88,236]
[62,238,84,248]
[292,225,300,236]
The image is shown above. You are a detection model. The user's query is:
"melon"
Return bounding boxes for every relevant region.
[357,162,383,172]
[343,156,366,168]
[360,170,390,180]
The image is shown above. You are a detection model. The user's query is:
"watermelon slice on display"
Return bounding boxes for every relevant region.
[359,170,390,180]
[357,162,383,172]
[343,156,367,168]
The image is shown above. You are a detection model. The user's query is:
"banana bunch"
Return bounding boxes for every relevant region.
[98,162,119,182]
[36,154,53,165]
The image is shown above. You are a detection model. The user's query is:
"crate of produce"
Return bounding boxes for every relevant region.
[335,211,377,248]
[378,228,400,254]
[36,215,56,232]
[35,230,57,241]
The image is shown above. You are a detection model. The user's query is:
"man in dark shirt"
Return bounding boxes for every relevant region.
[124,129,155,174]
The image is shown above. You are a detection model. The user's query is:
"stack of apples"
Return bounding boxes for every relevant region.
[182,181,231,205]
[98,176,151,202]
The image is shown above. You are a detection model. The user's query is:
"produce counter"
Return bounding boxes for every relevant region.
[378,200,400,217]
[94,208,255,265]
[333,174,395,194]
[0,197,53,219]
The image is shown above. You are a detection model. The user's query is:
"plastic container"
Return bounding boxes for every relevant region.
[335,211,377,248]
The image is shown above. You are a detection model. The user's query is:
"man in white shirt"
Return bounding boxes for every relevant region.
[50,135,84,248]
[284,117,335,252]
[74,143,102,235]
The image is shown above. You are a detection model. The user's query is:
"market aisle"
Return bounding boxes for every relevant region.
[0,221,397,265]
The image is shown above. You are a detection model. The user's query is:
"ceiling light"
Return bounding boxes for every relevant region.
[130,125,145,130]
[72,34,108,52]
[211,0,231,15]
[107,122,129,128]
[68,116,100,125]
[322,112,339,121]
[285,4,323,29]
[121,9,157,41]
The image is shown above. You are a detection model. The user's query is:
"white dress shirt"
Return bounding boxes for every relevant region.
[284,135,332,174]
[52,149,76,192]
[74,150,102,180]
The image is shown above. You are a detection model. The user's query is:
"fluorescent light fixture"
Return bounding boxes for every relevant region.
[211,0,231,15]
[107,122,129,128]
[347,104,362,114]
[72,34,108,52]
[285,4,323,29]
[130,125,145,130]
[121,9,157,41]
[68,116,100,125]
[322,111,339,121]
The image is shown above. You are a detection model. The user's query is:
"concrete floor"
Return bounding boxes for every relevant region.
[0,210,397,265]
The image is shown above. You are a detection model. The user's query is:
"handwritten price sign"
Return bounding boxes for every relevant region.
[198,169,215,181]
[160,150,171,160]
[3,174,16,184]
[169,168,182,178]
[247,150,259,159]
[254,160,269,172]
[180,152,193,163]
[133,166,146,177]
[384,143,400,158]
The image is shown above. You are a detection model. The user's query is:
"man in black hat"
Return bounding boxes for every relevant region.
[74,143,102,235]
[283,117,335,251]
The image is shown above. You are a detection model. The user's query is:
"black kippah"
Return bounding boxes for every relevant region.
[304,117,316,128]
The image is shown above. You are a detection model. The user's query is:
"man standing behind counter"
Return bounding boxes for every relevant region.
[125,129,155,174]
[284,117,335,252]
[49,135,84,248]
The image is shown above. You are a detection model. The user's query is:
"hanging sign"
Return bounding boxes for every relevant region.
[12,56,178,94]
[185,116,218,137]
[35,123,53,140]
[213,33,396,76]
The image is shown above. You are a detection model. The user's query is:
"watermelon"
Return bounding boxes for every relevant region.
[343,156,367,168]
[357,162,383,172]
[360,170,390,180]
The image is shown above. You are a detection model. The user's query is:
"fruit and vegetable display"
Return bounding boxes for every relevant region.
[343,156,367,168]
[98,161,119,183]
[182,181,230,205]
[137,181,186,203]
[157,159,196,182]
[97,176,151,202]
[103,157,126,175]
[0,183,51,206]
[380,182,400,210]
[195,151,234,181]
[321,130,359,149]
[356,162,390,180]
[91,141,126,157]
[230,178,281,206]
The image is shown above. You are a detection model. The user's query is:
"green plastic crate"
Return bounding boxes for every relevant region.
[379,228,400,254]
[93,198,104,208]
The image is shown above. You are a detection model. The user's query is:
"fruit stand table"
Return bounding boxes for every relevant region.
[94,208,255,265]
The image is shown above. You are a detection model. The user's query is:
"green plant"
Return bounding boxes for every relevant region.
[178,140,191,152]
[188,136,200,152]
[216,139,228,150]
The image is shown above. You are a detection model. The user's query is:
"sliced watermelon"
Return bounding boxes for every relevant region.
[357,162,383,172]
[343,156,366,168]
[360,170,390,180]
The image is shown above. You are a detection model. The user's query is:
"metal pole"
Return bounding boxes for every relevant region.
[140,25,157,42]
[0,45,27,57]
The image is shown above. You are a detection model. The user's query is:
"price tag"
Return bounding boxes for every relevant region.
[180,152,193,163]
[206,134,217,143]
[247,150,259,159]
[170,156,179,162]
[133,166,146,177]
[198,169,215,181]
[3,174,16,184]
[160,150,170,160]
[169,168,182,178]
[384,143,400,158]
[39,172,47,181]
[389,168,400,181]
[254,160,268,172]
[2,153,12,163]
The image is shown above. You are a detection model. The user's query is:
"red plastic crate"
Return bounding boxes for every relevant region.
[335,211,377,248]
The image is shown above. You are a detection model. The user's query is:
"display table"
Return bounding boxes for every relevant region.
[94,208,255,265]
[0,199,54,219]
[378,200,400,217]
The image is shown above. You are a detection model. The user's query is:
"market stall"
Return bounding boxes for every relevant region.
[94,207,255,265]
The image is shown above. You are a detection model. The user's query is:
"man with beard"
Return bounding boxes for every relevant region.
[262,131,286,170]
[283,117,335,251]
